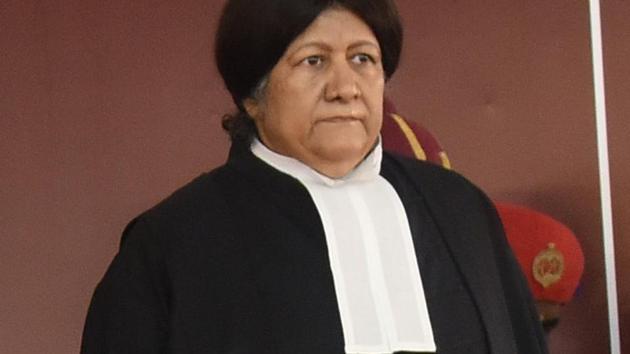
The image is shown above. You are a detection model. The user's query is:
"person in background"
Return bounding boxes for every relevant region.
[81,1,547,353]
[495,203,585,334]
[380,98,451,169]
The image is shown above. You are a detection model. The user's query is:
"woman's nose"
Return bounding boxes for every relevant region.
[324,61,360,102]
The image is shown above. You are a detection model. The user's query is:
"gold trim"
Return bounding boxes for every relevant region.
[390,113,427,161]
[439,151,451,170]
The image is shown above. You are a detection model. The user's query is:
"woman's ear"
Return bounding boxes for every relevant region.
[243,98,261,121]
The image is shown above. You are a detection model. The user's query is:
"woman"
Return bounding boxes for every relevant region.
[81,0,547,353]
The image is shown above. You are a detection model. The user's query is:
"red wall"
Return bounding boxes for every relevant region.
[603,0,630,350]
[1,1,627,353]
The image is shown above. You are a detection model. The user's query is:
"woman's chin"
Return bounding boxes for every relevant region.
[305,144,370,176]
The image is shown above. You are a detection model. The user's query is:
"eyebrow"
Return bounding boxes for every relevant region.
[290,40,380,54]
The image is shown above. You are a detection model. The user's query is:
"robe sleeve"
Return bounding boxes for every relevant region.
[81,216,170,354]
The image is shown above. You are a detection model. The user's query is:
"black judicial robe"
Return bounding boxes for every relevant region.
[81,143,548,354]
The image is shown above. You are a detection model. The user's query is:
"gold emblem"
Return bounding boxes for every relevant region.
[532,243,564,288]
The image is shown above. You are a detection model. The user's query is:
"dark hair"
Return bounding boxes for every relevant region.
[215,0,403,143]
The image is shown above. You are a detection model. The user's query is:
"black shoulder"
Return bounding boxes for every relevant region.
[119,164,237,250]
[382,151,491,206]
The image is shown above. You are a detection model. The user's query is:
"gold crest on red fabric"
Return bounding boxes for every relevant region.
[532,243,564,288]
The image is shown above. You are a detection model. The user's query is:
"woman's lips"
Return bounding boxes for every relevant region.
[317,115,363,123]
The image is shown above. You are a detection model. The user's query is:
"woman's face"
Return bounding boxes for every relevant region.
[246,7,385,178]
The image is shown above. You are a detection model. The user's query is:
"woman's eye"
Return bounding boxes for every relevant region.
[302,56,323,66]
[351,54,375,64]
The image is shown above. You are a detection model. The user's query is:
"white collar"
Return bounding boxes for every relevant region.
[250,137,382,187]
